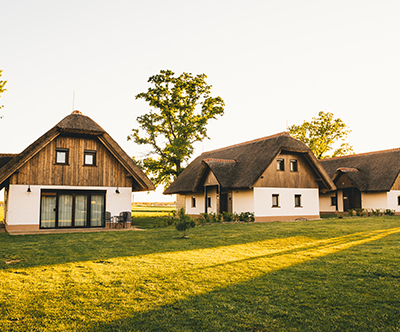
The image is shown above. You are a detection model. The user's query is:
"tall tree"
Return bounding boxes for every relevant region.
[288,111,353,159]
[0,70,7,119]
[128,70,225,187]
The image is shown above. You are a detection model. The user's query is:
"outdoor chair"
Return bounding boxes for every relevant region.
[115,211,131,228]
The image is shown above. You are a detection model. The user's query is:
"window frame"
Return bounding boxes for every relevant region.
[294,194,302,208]
[207,196,212,208]
[55,148,69,165]
[84,150,97,166]
[191,197,196,208]
[39,189,106,229]
[397,196,400,206]
[277,158,285,171]
[331,196,337,206]
[290,159,298,172]
[272,194,280,208]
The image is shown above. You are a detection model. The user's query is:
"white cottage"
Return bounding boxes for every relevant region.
[0,111,154,234]
[319,148,400,214]
[164,132,335,221]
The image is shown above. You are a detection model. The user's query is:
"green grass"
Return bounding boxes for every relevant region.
[131,204,176,228]
[1,217,400,331]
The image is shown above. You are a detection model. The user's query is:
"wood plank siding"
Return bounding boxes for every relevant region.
[9,135,133,188]
[391,173,400,190]
[254,152,319,188]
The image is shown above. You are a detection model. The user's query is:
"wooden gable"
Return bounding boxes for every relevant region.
[253,152,319,188]
[334,173,357,189]
[9,135,134,188]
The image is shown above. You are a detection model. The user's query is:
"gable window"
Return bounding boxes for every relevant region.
[207,196,212,208]
[191,197,196,208]
[331,196,337,206]
[84,150,96,166]
[55,148,69,165]
[272,194,280,207]
[294,194,302,207]
[277,159,285,171]
[290,159,298,172]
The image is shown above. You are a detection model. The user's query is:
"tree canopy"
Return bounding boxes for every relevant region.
[288,111,353,159]
[128,69,225,187]
[0,70,7,119]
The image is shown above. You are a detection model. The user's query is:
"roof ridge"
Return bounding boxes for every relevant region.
[203,158,236,163]
[202,132,290,154]
[322,147,400,161]
[0,153,18,157]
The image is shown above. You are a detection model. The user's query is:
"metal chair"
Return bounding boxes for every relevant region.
[115,211,131,228]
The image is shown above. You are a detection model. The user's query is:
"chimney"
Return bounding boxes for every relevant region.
[72,110,82,115]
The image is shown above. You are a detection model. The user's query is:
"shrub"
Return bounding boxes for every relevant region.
[239,212,255,222]
[347,209,355,216]
[222,212,234,222]
[200,213,211,223]
[355,208,365,217]
[175,208,196,237]
[371,209,381,216]
[384,209,395,216]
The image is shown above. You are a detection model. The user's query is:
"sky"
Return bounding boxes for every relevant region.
[1,0,400,202]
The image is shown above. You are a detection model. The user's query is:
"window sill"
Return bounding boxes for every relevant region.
[272,206,281,208]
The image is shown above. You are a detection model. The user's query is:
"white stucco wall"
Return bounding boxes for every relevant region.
[319,193,336,213]
[361,192,388,211]
[386,190,400,212]
[232,189,254,214]
[205,186,218,214]
[185,192,204,215]
[254,187,319,217]
[6,184,132,226]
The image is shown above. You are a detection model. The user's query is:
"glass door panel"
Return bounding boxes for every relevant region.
[40,196,56,228]
[58,194,73,227]
[75,195,88,227]
[90,194,104,227]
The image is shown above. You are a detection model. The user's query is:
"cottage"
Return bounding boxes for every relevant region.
[319,148,400,214]
[0,111,155,234]
[164,132,335,221]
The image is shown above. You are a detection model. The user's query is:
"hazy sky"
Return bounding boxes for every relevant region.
[1,0,400,202]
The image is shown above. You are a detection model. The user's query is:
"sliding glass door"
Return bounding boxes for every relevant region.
[40,190,105,229]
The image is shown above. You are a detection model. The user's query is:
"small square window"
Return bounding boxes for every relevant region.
[290,160,298,172]
[277,159,285,171]
[272,194,279,207]
[331,197,337,206]
[56,148,69,165]
[295,194,302,207]
[84,150,96,166]
[191,197,196,208]
[207,196,212,208]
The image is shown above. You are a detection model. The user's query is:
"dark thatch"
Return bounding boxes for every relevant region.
[164,132,335,194]
[320,148,400,192]
[0,112,155,191]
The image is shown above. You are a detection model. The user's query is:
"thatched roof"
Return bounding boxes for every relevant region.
[164,132,335,194]
[0,111,155,191]
[320,148,400,192]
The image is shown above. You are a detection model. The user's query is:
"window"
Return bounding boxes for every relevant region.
[277,159,285,171]
[331,196,337,206]
[272,194,279,207]
[40,190,105,229]
[55,148,69,165]
[290,159,298,172]
[295,194,302,207]
[397,196,400,206]
[84,150,96,166]
[207,196,212,208]
[191,197,196,208]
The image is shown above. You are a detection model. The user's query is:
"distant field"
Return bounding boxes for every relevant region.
[132,204,175,217]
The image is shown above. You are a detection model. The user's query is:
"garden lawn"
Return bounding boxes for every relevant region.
[1,217,400,331]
